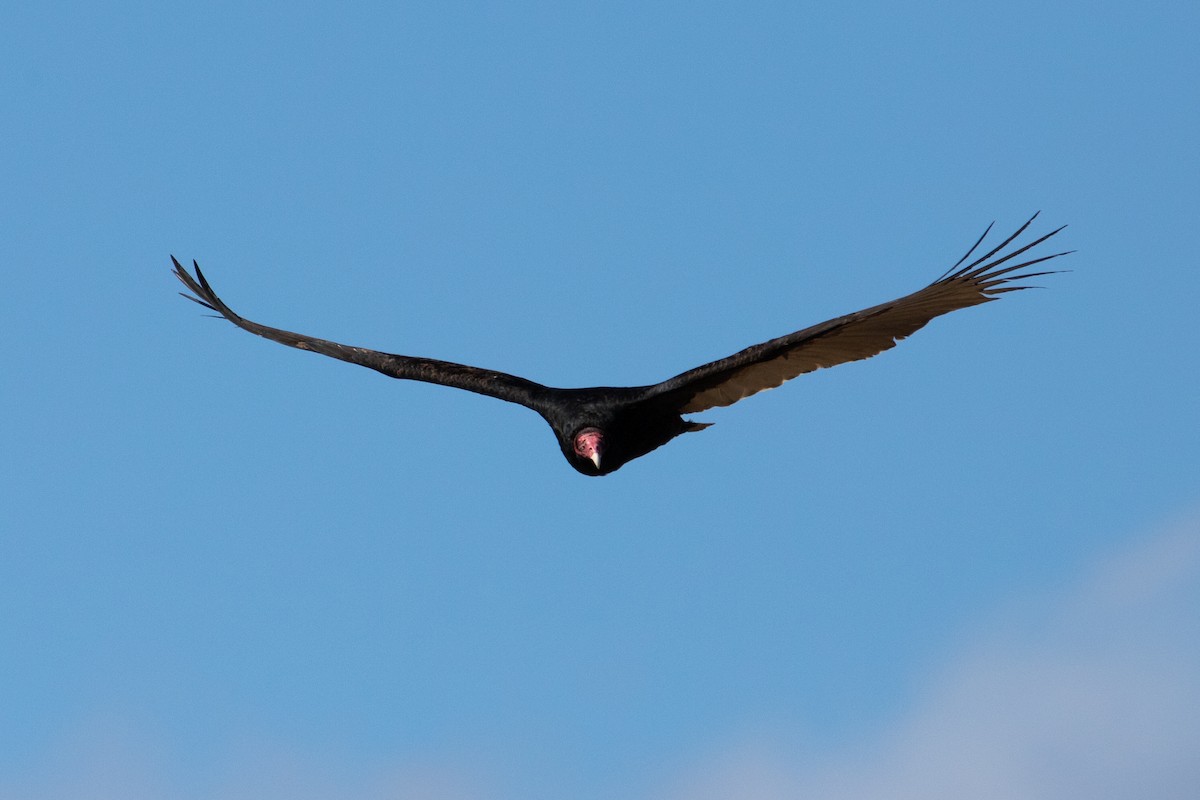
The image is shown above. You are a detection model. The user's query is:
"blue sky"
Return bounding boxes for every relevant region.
[2,2,1198,798]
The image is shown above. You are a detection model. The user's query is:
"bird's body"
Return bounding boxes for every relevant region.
[174,214,1069,475]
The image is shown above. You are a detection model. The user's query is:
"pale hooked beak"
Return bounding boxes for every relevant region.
[573,427,606,471]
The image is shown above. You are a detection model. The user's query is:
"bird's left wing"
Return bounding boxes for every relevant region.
[173,258,549,409]
[645,214,1070,415]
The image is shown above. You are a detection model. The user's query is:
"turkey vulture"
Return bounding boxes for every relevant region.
[174,213,1068,476]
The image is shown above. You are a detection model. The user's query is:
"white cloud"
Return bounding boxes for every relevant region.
[6,515,1197,800]
[654,514,1200,800]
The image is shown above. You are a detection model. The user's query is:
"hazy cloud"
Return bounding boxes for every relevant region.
[5,516,1197,800]
[655,515,1200,800]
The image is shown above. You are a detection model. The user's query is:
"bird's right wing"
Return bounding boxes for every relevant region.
[173,258,549,409]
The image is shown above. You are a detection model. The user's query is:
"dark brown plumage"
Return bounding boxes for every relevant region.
[174,213,1069,475]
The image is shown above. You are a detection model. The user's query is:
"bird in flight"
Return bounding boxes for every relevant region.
[174,213,1068,476]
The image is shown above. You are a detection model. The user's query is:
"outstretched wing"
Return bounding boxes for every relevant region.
[173,258,549,409]
[646,213,1070,414]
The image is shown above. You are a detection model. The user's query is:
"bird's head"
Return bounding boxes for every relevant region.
[571,427,606,473]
